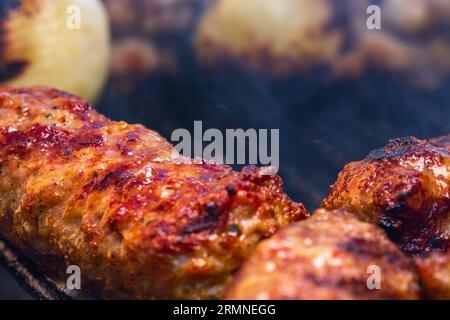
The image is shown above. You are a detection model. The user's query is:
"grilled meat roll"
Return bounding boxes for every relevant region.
[0,86,307,299]
[225,209,421,300]
[323,136,450,299]
[322,136,450,256]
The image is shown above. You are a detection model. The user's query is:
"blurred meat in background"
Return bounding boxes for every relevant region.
[99,0,450,208]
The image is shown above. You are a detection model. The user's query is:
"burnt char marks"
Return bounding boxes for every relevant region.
[181,202,226,235]
[80,165,134,199]
[366,137,450,161]
[324,135,450,257]
[225,185,237,197]
[366,137,421,160]
[427,235,449,253]
[97,167,132,191]
[378,189,450,256]
[376,177,449,255]
[378,216,403,239]
[337,236,407,267]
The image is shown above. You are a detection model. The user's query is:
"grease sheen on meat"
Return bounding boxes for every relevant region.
[322,136,450,299]
[0,87,307,299]
[225,209,421,300]
[323,137,450,256]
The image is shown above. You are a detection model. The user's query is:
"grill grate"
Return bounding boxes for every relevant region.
[0,237,71,300]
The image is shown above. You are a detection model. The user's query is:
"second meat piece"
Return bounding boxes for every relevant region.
[225,209,421,300]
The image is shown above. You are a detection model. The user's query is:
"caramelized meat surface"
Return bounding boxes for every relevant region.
[323,136,450,299]
[323,137,450,256]
[0,87,307,299]
[225,209,421,300]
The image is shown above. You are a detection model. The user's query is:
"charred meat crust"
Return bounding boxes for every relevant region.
[0,86,307,299]
[323,136,450,256]
[323,136,450,300]
[225,209,421,300]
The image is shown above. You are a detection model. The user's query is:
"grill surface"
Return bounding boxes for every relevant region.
[0,237,71,300]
